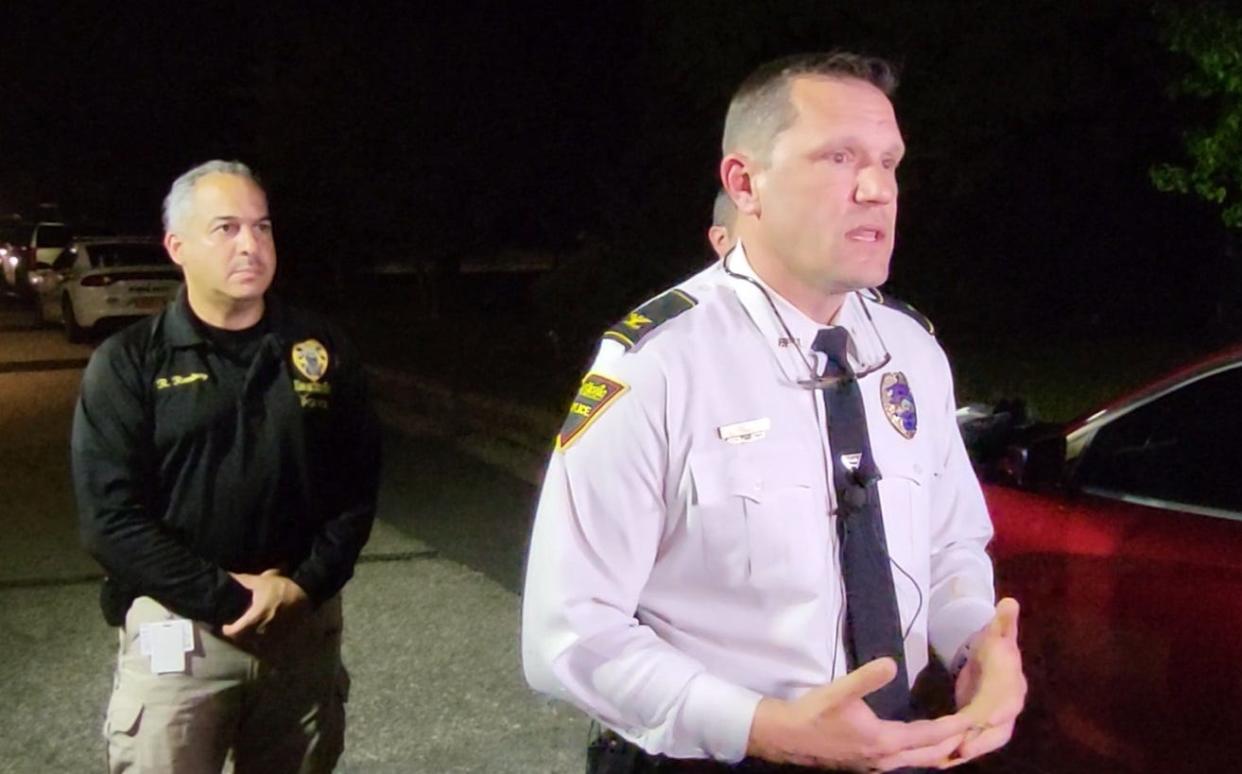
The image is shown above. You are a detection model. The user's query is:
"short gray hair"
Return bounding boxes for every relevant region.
[722,51,899,162]
[162,160,262,232]
[711,189,736,230]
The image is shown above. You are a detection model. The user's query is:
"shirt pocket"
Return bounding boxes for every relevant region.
[875,459,930,633]
[689,445,827,592]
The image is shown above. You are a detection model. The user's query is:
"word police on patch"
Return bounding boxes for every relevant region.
[557,373,628,450]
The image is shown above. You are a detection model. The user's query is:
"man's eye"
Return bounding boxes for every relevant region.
[256,223,273,234]
[215,223,238,234]
[831,152,849,164]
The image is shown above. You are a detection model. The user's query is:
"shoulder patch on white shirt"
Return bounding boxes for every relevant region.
[556,373,629,451]
[602,289,698,351]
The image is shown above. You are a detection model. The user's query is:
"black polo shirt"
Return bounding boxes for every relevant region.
[72,292,381,626]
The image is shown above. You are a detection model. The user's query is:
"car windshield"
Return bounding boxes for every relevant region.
[88,244,171,269]
[36,224,69,248]
[0,224,34,244]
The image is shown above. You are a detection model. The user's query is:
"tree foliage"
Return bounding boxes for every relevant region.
[1151,2,1242,228]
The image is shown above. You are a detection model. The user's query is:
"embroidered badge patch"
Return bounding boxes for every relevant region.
[881,372,917,439]
[556,373,628,451]
[292,339,329,382]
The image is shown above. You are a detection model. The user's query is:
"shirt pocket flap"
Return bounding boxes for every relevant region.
[690,444,812,504]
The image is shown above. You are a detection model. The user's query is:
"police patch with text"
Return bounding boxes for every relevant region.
[556,373,628,451]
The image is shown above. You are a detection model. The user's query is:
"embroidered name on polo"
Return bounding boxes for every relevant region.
[155,373,209,390]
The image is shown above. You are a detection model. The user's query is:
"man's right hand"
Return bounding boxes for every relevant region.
[222,569,308,640]
[746,657,971,772]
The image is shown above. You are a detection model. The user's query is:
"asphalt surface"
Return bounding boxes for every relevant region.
[0,294,585,773]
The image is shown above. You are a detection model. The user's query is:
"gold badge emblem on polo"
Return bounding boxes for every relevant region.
[292,339,329,382]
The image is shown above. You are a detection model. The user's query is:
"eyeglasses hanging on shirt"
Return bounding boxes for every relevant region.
[721,250,892,389]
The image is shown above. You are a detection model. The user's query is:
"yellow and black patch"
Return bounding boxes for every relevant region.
[602,289,697,351]
[556,373,628,451]
[862,288,935,336]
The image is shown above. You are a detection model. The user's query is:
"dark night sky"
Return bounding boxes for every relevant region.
[1,2,636,232]
[1,1,1234,334]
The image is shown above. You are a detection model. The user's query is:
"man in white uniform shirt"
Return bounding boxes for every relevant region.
[522,52,1025,773]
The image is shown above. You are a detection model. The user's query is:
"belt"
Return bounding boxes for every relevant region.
[592,730,839,773]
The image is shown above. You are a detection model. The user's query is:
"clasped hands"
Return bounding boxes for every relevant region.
[747,598,1026,772]
[221,568,309,640]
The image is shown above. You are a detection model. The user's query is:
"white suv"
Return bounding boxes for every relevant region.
[32,237,182,341]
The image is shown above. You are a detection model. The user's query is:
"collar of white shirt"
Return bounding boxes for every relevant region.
[719,242,887,383]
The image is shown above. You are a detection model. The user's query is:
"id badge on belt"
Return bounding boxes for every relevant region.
[138,619,194,675]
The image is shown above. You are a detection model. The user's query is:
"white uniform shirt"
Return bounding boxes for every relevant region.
[522,245,996,762]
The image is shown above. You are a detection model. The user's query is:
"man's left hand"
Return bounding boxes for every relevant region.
[222,568,309,639]
[946,597,1027,766]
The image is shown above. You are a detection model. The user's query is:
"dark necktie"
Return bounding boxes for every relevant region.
[812,327,912,721]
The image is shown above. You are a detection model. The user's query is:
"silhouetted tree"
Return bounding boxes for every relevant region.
[1150,1,1242,326]
[1151,2,1242,228]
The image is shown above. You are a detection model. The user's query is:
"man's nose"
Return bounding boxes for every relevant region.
[854,166,896,205]
[237,225,260,253]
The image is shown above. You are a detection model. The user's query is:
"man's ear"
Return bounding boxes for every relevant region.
[721,153,761,217]
[164,232,184,267]
[707,225,732,258]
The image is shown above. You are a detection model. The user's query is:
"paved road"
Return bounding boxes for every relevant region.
[0,295,585,773]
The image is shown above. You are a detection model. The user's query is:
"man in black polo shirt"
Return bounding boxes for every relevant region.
[73,159,381,773]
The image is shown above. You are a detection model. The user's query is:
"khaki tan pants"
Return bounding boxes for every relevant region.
[104,596,348,774]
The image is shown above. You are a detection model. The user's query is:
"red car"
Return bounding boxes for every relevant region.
[964,344,1242,772]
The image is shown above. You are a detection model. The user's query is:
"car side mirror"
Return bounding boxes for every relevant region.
[996,432,1066,490]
